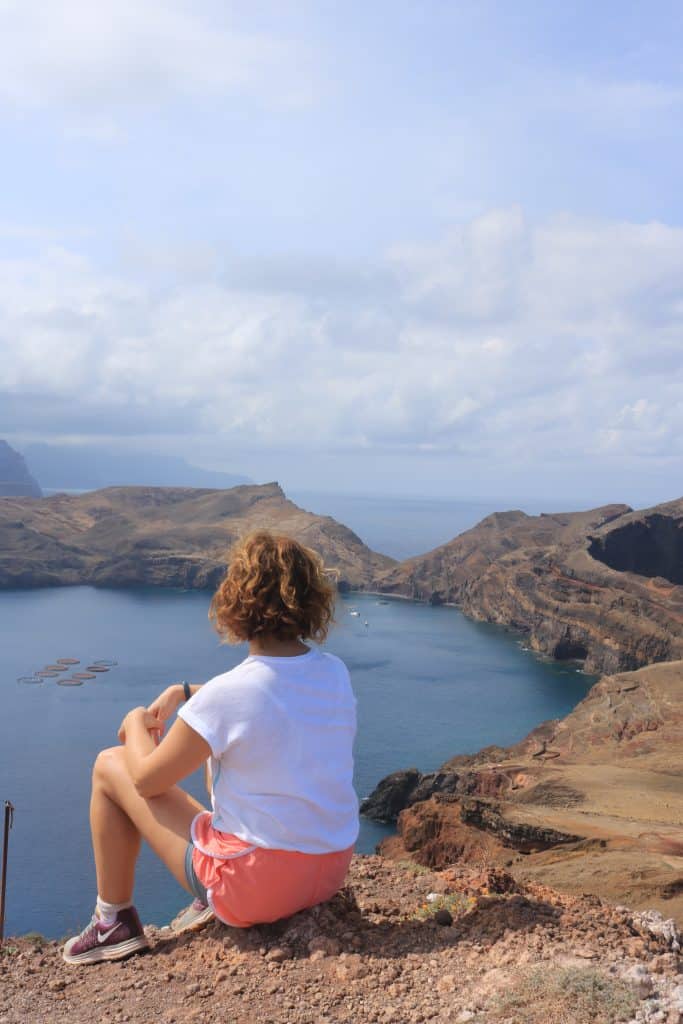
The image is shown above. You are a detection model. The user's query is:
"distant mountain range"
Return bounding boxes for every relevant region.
[0,440,42,497]
[17,441,252,491]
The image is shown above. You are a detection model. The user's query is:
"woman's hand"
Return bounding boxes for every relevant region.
[118,707,163,745]
[146,684,185,734]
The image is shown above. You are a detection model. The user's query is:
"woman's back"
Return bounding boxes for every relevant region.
[179,646,359,852]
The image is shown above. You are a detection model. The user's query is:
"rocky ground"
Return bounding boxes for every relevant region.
[2,857,682,1024]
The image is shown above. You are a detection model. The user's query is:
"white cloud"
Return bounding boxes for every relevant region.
[0,0,313,133]
[1,208,683,465]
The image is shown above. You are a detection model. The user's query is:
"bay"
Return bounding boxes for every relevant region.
[0,587,593,939]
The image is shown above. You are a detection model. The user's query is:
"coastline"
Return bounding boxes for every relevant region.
[364,659,683,926]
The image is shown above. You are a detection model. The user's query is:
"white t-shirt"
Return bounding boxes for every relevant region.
[178,647,359,853]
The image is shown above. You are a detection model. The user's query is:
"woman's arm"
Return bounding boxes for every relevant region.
[147,682,202,728]
[145,682,213,798]
[119,708,211,799]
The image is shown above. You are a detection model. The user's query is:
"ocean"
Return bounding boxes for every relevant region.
[0,586,593,939]
[287,491,584,560]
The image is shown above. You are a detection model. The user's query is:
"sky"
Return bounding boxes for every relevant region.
[1,0,682,507]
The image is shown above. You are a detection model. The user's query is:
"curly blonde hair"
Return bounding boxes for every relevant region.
[209,531,336,644]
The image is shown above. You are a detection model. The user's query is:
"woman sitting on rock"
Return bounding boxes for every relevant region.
[63,532,359,964]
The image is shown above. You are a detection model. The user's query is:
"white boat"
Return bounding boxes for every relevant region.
[349,609,360,617]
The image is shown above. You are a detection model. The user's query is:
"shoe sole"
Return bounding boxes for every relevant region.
[62,935,150,965]
[171,907,215,935]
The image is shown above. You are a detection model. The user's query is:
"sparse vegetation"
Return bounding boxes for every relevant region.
[413,892,475,919]
[396,858,431,876]
[487,965,638,1024]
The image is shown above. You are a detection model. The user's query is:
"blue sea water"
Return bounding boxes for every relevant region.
[288,491,586,560]
[0,587,594,939]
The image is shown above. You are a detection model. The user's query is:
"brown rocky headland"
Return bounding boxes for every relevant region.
[0,482,395,590]
[367,498,683,675]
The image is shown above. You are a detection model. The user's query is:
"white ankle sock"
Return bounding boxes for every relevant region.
[96,896,131,926]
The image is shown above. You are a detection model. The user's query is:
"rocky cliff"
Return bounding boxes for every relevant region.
[3,857,682,1024]
[368,499,683,674]
[0,440,42,498]
[363,660,683,928]
[0,482,394,590]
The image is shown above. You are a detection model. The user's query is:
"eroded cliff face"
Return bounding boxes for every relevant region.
[368,500,683,674]
[364,661,683,926]
[0,482,395,590]
[588,510,683,584]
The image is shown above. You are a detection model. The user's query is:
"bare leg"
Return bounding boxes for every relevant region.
[90,773,142,904]
[90,746,207,904]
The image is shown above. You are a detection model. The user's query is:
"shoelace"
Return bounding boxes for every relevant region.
[76,914,101,942]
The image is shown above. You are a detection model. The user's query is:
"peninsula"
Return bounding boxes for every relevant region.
[367,499,683,675]
[0,482,394,590]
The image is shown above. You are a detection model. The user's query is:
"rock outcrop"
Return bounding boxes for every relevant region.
[364,661,683,926]
[3,856,682,1024]
[368,499,683,674]
[0,440,42,498]
[0,482,394,590]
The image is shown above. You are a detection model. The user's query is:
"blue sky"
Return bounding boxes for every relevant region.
[1,1,682,506]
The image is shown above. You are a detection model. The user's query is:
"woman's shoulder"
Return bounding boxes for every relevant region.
[206,650,351,692]
[202,657,267,692]
[316,651,354,698]
[317,650,349,675]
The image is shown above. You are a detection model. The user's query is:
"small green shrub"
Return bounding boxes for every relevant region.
[413,892,475,920]
[489,965,638,1024]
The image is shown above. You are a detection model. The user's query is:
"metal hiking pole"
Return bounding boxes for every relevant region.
[0,800,14,945]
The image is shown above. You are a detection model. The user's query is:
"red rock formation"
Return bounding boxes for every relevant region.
[370,661,683,924]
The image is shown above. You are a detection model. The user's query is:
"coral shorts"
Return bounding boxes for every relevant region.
[189,812,354,928]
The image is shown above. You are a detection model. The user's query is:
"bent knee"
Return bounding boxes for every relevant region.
[92,745,126,786]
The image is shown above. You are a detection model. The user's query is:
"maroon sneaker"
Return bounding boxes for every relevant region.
[62,906,149,965]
